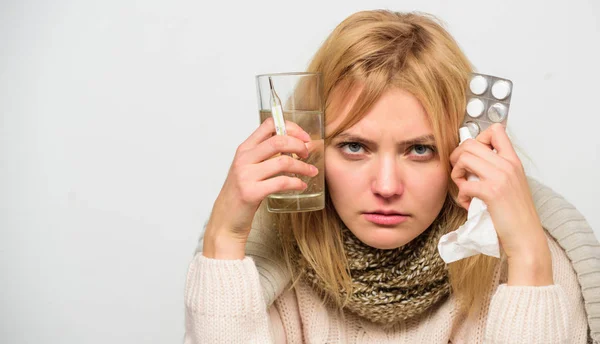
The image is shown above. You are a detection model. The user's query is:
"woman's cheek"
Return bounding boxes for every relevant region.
[410,163,448,208]
[325,154,367,204]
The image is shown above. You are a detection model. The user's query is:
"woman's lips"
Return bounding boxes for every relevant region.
[363,213,409,225]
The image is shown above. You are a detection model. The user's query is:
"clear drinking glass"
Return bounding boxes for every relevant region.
[256,72,325,213]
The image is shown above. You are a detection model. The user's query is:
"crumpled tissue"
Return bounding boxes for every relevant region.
[437,127,500,263]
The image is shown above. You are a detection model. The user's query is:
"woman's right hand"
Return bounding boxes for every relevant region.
[203,117,318,259]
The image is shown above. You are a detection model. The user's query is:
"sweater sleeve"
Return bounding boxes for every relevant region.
[483,232,589,343]
[483,284,571,343]
[183,254,275,344]
[195,202,292,307]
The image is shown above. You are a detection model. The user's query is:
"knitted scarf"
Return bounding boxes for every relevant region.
[298,223,451,325]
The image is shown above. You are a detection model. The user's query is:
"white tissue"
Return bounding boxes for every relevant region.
[437,195,500,263]
[437,128,501,263]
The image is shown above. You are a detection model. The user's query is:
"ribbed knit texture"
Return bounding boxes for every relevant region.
[528,178,600,343]
[183,255,272,343]
[484,285,570,343]
[188,177,598,343]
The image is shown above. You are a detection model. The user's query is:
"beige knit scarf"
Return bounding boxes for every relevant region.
[299,223,451,325]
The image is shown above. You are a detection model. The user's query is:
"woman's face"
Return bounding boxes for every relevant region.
[325,87,448,249]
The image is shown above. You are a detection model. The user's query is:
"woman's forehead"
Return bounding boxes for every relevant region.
[326,87,432,139]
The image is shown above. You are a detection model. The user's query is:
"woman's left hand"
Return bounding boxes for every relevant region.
[450,123,553,286]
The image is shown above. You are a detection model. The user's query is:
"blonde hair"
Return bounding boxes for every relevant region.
[267,10,498,316]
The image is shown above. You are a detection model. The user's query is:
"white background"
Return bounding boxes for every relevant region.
[1,0,599,343]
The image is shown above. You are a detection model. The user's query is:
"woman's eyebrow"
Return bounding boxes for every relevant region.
[401,134,436,145]
[334,133,376,146]
[334,133,435,146]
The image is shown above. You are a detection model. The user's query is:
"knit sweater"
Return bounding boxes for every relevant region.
[184,178,599,343]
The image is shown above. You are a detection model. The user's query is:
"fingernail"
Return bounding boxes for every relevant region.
[304,144,311,158]
[310,165,318,174]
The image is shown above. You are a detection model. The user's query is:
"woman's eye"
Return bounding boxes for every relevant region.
[413,145,429,155]
[347,143,363,153]
[338,142,365,155]
[409,144,435,159]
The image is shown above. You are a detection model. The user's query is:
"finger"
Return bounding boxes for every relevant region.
[450,139,514,177]
[450,139,495,165]
[242,118,311,149]
[256,176,307,199]
[305,139,324,154]
[253,155,318,180]
[475,124,520,163]
[451,151,500,185]
[244,135,310,163]
[456,180,481,209]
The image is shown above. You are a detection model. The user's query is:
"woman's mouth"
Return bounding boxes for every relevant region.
[362,212,409,225]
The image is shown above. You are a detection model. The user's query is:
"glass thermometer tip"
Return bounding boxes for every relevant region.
[269,77,288,136]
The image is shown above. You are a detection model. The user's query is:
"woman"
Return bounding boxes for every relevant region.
[184,10,594,343]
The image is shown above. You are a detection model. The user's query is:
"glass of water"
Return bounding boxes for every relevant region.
[255,72,325,213]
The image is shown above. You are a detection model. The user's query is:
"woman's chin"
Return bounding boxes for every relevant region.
[352,227,412,250]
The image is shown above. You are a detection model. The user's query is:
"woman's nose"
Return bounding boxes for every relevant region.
[371,156,403,198]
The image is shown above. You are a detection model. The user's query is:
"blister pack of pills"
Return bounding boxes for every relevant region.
[462,73,513,137]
